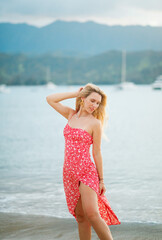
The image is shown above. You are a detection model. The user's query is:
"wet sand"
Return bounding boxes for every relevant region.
[0,212,162,240]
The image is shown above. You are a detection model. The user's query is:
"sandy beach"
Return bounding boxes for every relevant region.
[0,212,161,240]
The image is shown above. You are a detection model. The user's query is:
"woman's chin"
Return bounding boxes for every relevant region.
[89,109,95,113]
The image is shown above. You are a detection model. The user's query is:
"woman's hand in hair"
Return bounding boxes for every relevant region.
[76,87,84,97]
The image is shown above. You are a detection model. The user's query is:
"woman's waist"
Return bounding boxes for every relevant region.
[64,151,92,161]
[65,141,91,149]
[63,157,94,171]
[63,154,94,167]
[65,146,90,153]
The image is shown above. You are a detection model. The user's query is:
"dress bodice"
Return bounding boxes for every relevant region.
[63,123,93,163]
[63,123,93,145]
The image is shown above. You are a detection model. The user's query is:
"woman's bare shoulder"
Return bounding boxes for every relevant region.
[89,117,102,140]
[90,117,102,130]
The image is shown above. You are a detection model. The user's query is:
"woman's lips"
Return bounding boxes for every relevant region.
[90,107,95,111]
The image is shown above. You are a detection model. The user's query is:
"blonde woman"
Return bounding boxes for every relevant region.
[46,83,120,240]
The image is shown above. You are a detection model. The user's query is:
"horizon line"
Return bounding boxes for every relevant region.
[0,19,162,28]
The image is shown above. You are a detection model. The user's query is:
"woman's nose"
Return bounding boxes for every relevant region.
[93,103,98,109]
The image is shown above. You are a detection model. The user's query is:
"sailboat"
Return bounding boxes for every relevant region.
[116,50,136,90]
[45,66,57,89]
[0,84,10,93]
[152,75,162,90]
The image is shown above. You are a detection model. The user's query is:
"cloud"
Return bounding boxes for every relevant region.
[0,0,117,16]
[0,0,162,26]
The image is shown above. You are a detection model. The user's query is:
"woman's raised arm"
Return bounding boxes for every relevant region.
[46,87,83,119]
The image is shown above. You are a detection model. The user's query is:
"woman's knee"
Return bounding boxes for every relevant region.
[76,212,88,223]
[84,208,100,222]
[75,196,88,223]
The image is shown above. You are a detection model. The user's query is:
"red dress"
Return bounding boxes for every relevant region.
[63,114,121,225]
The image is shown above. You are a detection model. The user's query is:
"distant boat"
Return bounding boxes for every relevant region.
[46,81,57,89]
[44,66,57,89]
[152,75,162,90]
[116,81,136,90]
[0,84,10,93]
[116,50,136,90]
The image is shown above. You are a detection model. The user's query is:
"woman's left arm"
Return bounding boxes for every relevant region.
[92,121,106,196]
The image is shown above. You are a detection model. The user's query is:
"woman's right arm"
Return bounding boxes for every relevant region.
[46,88,82,120]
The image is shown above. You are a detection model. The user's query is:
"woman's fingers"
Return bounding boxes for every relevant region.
[79,87,83,92]
[99,183,106,196]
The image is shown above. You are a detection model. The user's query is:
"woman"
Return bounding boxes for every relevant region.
[46,83,120,240]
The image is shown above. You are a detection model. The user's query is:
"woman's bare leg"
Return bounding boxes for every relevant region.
[79,182,113,240]
[74,195,92,240]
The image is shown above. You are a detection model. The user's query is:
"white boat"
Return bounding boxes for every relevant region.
[46,81,57,89]
[116,50,136,90]
[44,66,57,89]
[116,81,136,90]
[152,75,162,90]
[0,84,10,93]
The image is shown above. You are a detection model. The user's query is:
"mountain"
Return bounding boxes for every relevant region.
[0,20,162,56]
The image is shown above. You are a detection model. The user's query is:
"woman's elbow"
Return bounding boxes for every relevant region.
[92,149,102,158]
[46,96,50,104]
[46,95,53,103]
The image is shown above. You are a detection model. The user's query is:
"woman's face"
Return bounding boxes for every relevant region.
[82,92,102,113]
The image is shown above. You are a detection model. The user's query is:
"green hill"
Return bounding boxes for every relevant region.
[0,50,162,85]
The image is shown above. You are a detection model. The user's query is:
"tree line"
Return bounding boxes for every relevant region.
[0,50,162,85]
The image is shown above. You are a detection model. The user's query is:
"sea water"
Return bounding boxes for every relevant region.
[0,85,162,223]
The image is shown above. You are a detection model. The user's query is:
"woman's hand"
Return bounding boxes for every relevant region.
[75,87,84,97]
[99,182,106,196]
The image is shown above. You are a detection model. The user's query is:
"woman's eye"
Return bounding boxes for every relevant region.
[91,100,100,104]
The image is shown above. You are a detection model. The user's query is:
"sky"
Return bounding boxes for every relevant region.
[0,0,162,27]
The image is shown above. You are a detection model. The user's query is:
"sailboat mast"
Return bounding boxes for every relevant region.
[46,66,51,83]
[121,50,126,83]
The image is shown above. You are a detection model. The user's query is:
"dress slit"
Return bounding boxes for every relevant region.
[74,179,99,224]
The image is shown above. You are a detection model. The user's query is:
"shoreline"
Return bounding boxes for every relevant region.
[0,212,162,240]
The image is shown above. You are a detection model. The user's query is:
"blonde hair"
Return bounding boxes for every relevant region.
[75,83,109,138]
